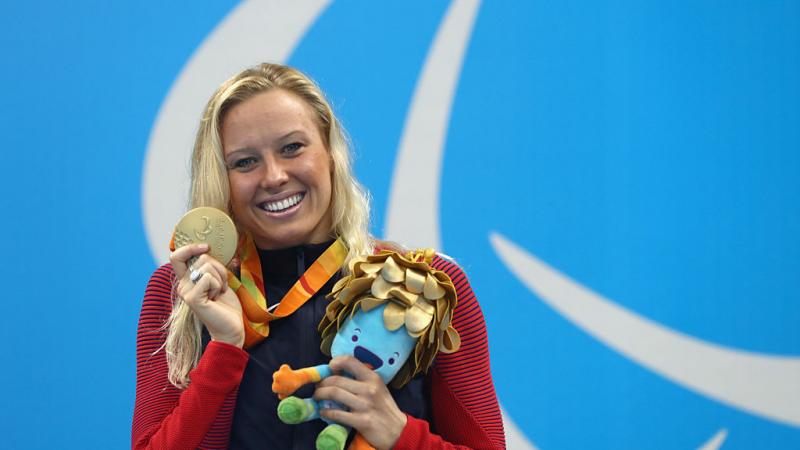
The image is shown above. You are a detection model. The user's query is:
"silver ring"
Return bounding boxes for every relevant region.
[189,269,203,283]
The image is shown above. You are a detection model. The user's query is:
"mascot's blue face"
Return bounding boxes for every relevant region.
[330,303,417,384]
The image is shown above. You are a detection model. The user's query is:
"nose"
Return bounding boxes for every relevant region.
[258,156,289,190]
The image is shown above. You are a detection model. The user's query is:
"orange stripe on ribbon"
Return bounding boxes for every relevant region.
[231,236,347,348]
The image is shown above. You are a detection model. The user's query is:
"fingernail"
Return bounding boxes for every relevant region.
[199,244,209,250]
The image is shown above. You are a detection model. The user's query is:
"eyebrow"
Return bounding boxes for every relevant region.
[276,129,309,144]
[225,147,259,160]
[226,130,310,157]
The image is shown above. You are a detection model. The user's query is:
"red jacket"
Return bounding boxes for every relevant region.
[132,256,505,449]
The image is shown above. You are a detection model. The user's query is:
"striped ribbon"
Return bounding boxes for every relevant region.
[169,232,347,348]
[228,234,348,348]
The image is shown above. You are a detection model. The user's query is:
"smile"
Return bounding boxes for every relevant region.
[259,193,304,213]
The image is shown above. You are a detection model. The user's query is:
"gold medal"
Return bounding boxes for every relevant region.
[173,207,238,265]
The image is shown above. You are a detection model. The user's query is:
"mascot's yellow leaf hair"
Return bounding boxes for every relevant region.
[319,248,461,388]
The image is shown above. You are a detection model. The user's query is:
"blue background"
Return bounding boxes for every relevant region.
[1,1,798,448]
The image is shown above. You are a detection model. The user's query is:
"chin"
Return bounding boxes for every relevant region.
[252,228,320,249]
[243,210,332,249]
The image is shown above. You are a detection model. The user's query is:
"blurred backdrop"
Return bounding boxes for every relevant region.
[1,1,798,448]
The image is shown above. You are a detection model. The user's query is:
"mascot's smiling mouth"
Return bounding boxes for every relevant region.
[354,346,383,370]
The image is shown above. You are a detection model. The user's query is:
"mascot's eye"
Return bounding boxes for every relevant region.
[388,352,400,365]
[388,357,395,365]
[351,327,361,342]
[351,335,359,342]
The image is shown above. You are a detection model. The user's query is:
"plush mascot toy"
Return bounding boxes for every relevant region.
[271,249,461,450]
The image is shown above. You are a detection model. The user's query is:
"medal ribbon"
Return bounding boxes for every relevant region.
[170,233,347,349]
[228,234,347,348]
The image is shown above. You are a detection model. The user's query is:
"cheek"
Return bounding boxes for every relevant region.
[227,174,256,207]
[303,163,333,198]
[309,149,333,183]
[228,178,242,201]
[330,332,356,357]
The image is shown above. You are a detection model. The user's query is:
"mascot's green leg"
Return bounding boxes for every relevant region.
[316,423,348,450]
[277,396,316,424]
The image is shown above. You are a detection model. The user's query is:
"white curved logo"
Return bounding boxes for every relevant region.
[377,1,539,448]
[381,0,795,448]
[489,232,800,428]
[141,0,798,448]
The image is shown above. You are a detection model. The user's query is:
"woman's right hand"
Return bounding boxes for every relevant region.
[170,243,245,348]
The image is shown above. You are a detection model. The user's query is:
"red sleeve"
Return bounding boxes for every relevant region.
[131,264,249,450]
[392,257,506,450]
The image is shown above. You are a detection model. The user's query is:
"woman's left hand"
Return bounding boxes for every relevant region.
[313,356,407,450]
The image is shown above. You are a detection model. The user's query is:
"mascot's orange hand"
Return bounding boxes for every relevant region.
[272,364,307,399]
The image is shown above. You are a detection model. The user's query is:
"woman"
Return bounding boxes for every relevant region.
[132,63,505,449]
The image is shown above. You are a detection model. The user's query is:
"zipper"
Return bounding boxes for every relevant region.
[296,246,305,276]
[296,245,307,450]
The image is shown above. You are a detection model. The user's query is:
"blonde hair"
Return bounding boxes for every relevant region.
[165,63,373,388]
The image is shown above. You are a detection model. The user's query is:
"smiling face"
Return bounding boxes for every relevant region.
[330,304,417,384]
[221,89,333,249]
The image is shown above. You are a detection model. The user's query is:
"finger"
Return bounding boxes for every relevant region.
[196,262,223,288]
[317,375,373,397]
[170,243,209,277]
[319,407,360,429]
[176,270,206,300]
[182,272,216,307]
[214,288,243,313]
[176,278,193,300]
[192,254,230,293]
[189,253,212,271]
[201,258,230,293]
[313,385,369,412]
[204,272,222,300]
[328,356,380,382]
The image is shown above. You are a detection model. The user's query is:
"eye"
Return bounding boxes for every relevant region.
[388,352,400,365]
[281,142,304,155]
[351,327,361,342]
[228,156,258,172]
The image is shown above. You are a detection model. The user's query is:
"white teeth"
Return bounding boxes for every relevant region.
[263,193,303,212]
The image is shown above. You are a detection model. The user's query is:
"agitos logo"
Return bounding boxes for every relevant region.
[143,1,800,448]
